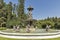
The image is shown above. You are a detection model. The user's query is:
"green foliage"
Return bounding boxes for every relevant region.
[36,17,60,29]
[18,0,24,16]
[36,21,42,28]
[0,0,60,29]
[54,22,60,29]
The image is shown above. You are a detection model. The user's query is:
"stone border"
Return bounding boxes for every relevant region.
[0,31,60,36]
[0,31,60,39]
[0,34,60,39]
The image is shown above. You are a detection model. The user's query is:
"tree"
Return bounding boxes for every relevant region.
[18,0,25,17]
[17,0,28,27]
[0,0,7,27]
[0,0,4,9]
[18,0,24,14]
[7,2,13,21]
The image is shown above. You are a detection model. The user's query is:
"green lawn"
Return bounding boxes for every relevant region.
[0,37,60,40]
[0,27,7,30]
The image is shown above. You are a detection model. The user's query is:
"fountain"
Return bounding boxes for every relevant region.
[0,5,60,39]
[26,6,35,33]
[0,6,59,33]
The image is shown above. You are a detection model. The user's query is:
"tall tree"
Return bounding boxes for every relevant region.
[17,0,25,23]
[13,4,16,14]
[17,0,28,27]
[7,2,13,21]
[0,0,6,27]
[18,0,24,17]
[0,0,4,9]
[0,0,4,3]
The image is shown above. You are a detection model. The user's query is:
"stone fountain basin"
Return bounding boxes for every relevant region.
[0,29,60,36]
[0,31,60,36]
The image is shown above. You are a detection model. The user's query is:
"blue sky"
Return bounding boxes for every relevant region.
[4,0,60,20]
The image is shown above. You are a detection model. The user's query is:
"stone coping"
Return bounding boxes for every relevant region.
[0,33,60,39]
[0,31,60,36]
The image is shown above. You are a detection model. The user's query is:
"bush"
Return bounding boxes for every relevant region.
[41,23,46,29]
[54,23,60,29]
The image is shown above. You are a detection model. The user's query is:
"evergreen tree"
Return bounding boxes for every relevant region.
[7,2,13,21]
[0,0,4,9]
[18,0,24,17]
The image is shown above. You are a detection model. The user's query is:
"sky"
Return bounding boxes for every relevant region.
[4,0,60,20]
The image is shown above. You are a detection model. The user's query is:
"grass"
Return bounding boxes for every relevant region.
[0,37,19,40]
[0,37,60,40]
[0,27,7,30]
